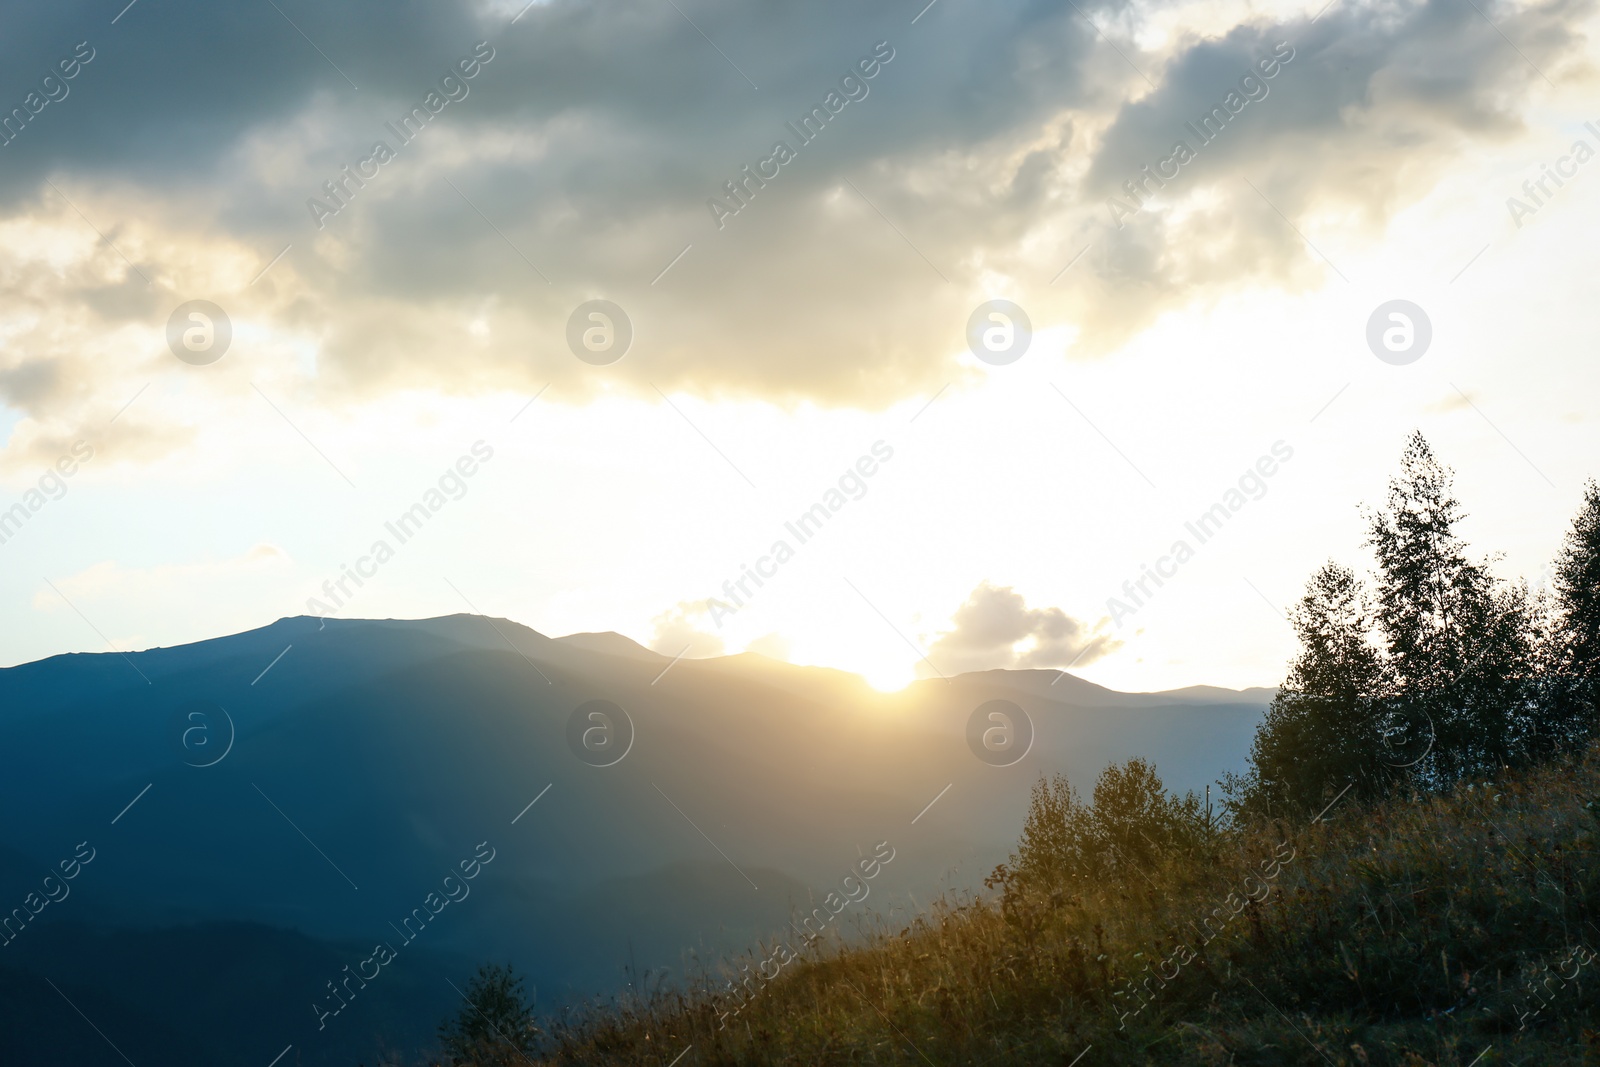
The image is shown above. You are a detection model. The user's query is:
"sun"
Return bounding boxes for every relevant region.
[861,660,916,693]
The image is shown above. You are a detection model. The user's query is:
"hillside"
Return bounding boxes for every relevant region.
[0,614,1268,1067]
[542,748,1600,1066]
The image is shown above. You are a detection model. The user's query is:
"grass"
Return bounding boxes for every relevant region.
[534,748,1600,1066]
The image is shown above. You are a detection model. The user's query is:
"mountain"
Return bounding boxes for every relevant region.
[0,614,1270,1066]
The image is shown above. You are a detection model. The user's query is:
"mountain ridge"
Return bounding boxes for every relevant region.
[0,613,1273,1066]
[1,612,1279,703]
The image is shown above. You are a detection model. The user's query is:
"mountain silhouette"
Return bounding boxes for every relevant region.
[0,614,1269,1065]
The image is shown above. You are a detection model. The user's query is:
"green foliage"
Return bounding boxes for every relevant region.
[1001,772,1089,891]
[1555,480,1600,676]
[437,963,540,1066]
[991,759,1210,904]
[1230,432,1593,821]
[1540,479,1600,755]
[1363,431,1538,783]
[1227,562,1389,821]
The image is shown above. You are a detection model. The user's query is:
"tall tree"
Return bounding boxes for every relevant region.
[1538,479,1600,752]
[1230,434,1550,823]
[1365,432,1535,783]
[1556,482,1600,673]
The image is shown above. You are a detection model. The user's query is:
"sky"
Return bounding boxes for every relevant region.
[0,0,1596,692]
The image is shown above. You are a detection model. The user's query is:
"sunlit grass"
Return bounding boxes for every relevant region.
[533,748,1600,1066]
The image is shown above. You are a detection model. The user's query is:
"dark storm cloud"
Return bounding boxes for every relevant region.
[0,0,1591,434]
[1087,0,1588,201]
[0,0,1094,213]
[0,1,475,194]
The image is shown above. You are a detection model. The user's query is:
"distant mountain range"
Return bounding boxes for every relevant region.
[0,615,1273,1066]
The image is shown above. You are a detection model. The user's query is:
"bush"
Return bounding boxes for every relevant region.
[437,963,540,1067]
[988,758,1212,906]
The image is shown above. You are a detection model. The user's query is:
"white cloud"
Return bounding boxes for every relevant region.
[647,599,726,658]
[921,581,1120,676]
[35,544,291,611]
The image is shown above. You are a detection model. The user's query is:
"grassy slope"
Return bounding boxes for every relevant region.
[542,750,1600,1066]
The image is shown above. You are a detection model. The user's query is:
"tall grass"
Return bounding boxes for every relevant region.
[537,749,1600,1066]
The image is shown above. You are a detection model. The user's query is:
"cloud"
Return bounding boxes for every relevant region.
[33,544,291,609]
[0,195,313,472]
[745,632,792,661]
[922,581,1119,675]
[647,599,725,658]
[0,0,1592,454]
[1429,388,1477,413]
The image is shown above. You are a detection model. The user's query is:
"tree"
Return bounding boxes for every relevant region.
[1537,479,1600,753]
[1364,432,1536,783]
[438,964,540,1066]
[1556,481,1600,679]
[991,759,1203,901]
[1229,434,1548,823]
[1087,757,1205,874]
[1226,562,1388,821]
[1006,773,1092,889]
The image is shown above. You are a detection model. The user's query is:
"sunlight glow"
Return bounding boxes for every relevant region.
[862,660,916,693]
